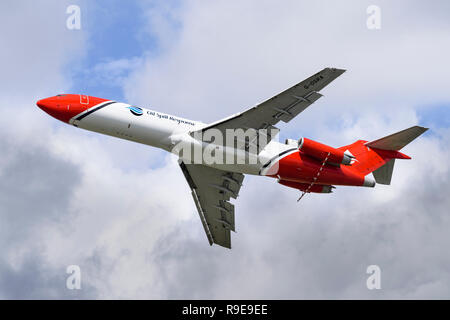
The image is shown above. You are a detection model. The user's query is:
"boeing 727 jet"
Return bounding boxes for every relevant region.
[37,68,428,249]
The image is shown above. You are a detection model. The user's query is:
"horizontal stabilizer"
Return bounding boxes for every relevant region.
[373,159,395,185]
[365,126,428,151]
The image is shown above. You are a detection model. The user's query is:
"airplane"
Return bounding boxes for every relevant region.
[36,68,428,249]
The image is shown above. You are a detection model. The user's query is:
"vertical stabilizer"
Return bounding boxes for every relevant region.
[372,159,395,185]
[340,126,428,185]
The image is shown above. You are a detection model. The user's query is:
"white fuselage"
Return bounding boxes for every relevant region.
[70,102,292,175]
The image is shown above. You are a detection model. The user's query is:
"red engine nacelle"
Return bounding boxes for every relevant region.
[298,137,354,165]
[278,180,334,193]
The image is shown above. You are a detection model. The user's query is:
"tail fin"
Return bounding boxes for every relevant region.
[365,126,428,184]
[372,159,395,185]
[341,126,428,185]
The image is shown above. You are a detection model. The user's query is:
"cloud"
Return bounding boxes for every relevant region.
[0,134,93,299]
[89,58,144,87]
[0,0,86,101]
[144,131,450,300]
[0,0,449,299]
[124,0,450,121]
[117,0,450,299]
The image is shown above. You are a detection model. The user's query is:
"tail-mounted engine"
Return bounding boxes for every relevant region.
[298,137,354,165]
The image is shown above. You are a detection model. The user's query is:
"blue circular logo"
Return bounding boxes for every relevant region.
[127,106,143,116]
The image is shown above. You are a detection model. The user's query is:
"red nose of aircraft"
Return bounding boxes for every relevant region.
[36,96,61,118]
[36,94,108,123]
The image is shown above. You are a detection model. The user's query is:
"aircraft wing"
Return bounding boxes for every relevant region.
[179,161,244,249]
[191,67,345,151]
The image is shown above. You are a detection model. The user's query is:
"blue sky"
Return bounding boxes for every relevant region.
[59,0,450,172]
[69,0,158,102]
[417,104,450,130]
[65,0,449,139]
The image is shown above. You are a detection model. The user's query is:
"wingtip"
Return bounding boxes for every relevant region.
[328,67,346,74]
[414,125,429,133]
